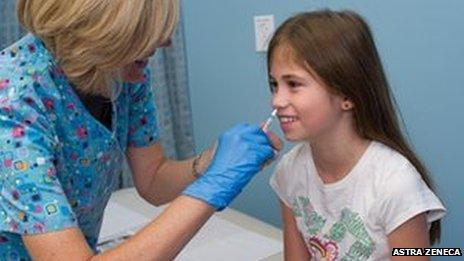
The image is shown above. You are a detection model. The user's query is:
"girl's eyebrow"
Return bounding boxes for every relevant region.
[269,74,303,79]
[282,74,306,80]
[269,73,308,82]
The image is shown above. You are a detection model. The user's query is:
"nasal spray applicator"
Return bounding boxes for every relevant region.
[261,109,279,164]
[261,109,277,133]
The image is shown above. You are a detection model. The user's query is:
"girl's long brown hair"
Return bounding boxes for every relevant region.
[268,9,441,243]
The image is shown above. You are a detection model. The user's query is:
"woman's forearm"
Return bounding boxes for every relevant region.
[93,196,214,260]
[128,143,214,206]
[147,148,213,204]
[143,157,197,205]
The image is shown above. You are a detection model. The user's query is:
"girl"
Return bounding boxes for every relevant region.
[268,10,445,260]
[0,0,280,259]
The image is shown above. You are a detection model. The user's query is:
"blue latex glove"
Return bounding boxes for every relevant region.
[183,123,275,210]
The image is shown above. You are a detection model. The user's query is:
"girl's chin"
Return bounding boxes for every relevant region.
[284,135,305,142]
[282,130,310,142]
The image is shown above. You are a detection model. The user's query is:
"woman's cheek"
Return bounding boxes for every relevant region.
[123,64,145,83]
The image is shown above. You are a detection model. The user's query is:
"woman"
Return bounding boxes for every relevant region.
[0,0,281,259]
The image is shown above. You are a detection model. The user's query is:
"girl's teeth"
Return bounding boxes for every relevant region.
[280,116,298,123]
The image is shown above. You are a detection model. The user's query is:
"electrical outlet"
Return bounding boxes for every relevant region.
[254,15,274,52]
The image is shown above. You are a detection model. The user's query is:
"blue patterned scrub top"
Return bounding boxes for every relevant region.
[0,34,159,259]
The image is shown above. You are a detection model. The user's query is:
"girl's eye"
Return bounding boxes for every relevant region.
[269,80,277,93]
[287,80,302,88]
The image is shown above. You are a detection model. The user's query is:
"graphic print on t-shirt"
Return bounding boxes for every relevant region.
[292,196,375,260]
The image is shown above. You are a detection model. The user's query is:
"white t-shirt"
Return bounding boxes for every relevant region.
[270,141,446,260]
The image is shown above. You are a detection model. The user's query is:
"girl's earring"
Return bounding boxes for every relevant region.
[342,102,353,110]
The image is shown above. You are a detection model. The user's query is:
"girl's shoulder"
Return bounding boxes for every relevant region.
[367,141,417,178]
[270,143,310,207]
[365,141,433,198]
[271,143,311,185]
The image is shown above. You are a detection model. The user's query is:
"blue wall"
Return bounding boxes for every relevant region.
[182,0,464,249]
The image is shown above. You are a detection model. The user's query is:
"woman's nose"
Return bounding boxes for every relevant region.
[160,38,172,47]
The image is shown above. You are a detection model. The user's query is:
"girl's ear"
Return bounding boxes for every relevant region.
[341,97,354,110]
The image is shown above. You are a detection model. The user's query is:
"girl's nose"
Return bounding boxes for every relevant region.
[271,90,289,109]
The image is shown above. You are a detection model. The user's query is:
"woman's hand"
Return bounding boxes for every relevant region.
[183,123,281,210]
[196,128,283,175]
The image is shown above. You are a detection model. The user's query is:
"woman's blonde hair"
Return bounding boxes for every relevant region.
[17,0,179,97]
